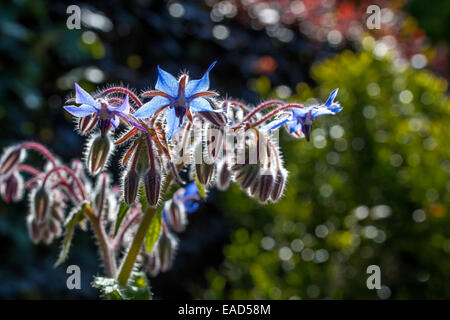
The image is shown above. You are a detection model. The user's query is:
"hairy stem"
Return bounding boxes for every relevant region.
[233,100,284,128]
[100,87,143,108]
[21,142,58,166]
[117,174,173,285]
[247,103,305,129]
[42,166,87,200]
[83,204,117,278]
[117,206,157,285]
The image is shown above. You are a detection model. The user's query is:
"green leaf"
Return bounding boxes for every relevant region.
[93,272,152,300]
[113,201,129,236]
[54,202,87,267]
[144,209,162,254]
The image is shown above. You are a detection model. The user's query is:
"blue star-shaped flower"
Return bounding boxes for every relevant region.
[64,83,135,136]
[262,89,342,141]
[180,182,200,214]
[162,182,201,224]
[134,62,222,139]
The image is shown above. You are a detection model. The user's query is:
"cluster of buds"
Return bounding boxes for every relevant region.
[0,143,91,245]
[0,61,342,287]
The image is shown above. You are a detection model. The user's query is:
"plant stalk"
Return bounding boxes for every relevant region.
[117,174,173,286]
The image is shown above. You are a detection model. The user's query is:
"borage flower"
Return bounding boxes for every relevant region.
[262,89,342,141]
[134,62,223,139]
[64,83,139,136]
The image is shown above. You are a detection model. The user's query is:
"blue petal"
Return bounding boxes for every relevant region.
[183,182,199,197]
[155,66,179,97]
[291,108,309,118]
[133,96,170,118]
[162,209,169,223]
[260,116,290,131]
[111,116,120,128]
[324,88,339,107]
[310,107,335,119]
[114,94,130,113]
[183,182,200,214]
[327,103,343,114]
[63,105,97,117]
[189,97,219,112]
[74,83,100,109]
[165,108,183,140]
[287,120,302,134]
[310,104,343,119]
[185,61,216,98]
[184,201,199,214]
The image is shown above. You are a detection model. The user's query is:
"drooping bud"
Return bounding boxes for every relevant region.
[0,146,23,175]
[192,130,216,186]
[235,164,260,189]
[144,168,162,207]
[26,215,41,244]
[86,134,112,176]
[195,163,215,186]
[32,187,51,222]
[216,162,231,190]
[270,168,287,202]
[196,109,228,127]
[230,163,245,172]
[42,228,53,245]
[48,217,62,237]
[249,177,260,196]
[165,199,187,233]
[205,125,225,163]
[0,172,23,203]
[51,202,65,223]
[144,249,161,277]
[123,169,140,205]
[258,171,274,203]
[158,230,178,272]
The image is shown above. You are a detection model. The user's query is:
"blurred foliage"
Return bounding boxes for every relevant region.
[201,48,450,299]
[406,0,450,44]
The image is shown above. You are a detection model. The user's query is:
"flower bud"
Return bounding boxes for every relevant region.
[195,163,215,186]
[123,169,140,205]
[51,203,65,223]
[48,217,62,237]
[235,164,260,189]
[42,228,54,245]
[144,249,161,277]
[144,168,162,207]
[216,162,231,191]
[205,126,225,163]
[193,131,215,185]
[0,172,23,203]
[249,177,260,196]
[165,199,187,233]
[32,187,51,222]
[270,168,287,202]
[27,215,41,244]
[86,134,112,176]
[158,231,177,272]
[197,110,228,127]
[230,163,245,172]
[258,171,274,203]
[0,146,23,175]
